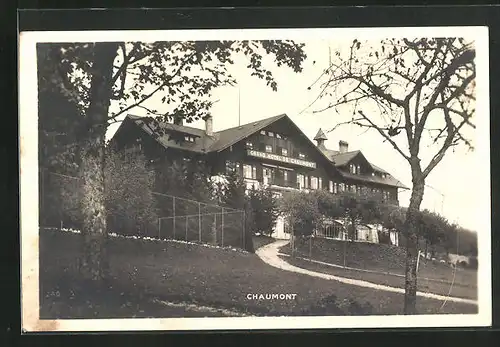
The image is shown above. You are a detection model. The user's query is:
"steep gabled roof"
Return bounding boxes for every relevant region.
[128,114,206,137]
[341,171,408,189]
[127,114,214,153]
[123,113,289,154]
[322,147,407,189]
[370,163,389,174]
[328,149,389,174]
[329,150,362,167]
[209,114,286,152]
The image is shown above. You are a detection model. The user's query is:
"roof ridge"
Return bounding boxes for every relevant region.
[214,113,286,134]
[128,113,205,132]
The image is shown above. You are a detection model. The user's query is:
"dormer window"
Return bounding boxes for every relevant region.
[260,130,266,135]
[268,131,274,137]
[246,141,253,149]
[350,164,356,174]
[276,133,282,139]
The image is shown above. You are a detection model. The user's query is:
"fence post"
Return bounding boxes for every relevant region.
[242,210,245,250]
[343,239,347,268]
[416,250,421,273]
[198,202,202,243]
[309,235,312,259]
[185,215,188,241]
[221,207,224,247]
[214,212,217,245]
[173,196,176,239]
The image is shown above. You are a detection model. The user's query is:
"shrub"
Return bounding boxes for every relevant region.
[248,186,279,236]
[468,257,478,270]
[105,148,158,237]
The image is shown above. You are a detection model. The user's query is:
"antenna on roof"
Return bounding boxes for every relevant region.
[238,84,241,126]
[328,42,332,68]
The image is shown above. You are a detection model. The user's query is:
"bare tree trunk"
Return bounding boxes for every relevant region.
[78,42,119,283]
[404,173,425,315]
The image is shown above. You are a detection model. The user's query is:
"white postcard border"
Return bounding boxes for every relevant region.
[19,26,491,332]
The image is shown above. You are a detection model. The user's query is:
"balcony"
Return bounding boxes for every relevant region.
[262,177,300,191]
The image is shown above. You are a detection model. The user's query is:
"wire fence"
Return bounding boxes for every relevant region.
[39,168,246,250]
[154,192,246,249]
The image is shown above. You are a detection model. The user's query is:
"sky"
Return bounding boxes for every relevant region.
[106,38,481,231]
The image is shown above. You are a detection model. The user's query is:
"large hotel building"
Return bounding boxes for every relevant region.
[110,113,407,244]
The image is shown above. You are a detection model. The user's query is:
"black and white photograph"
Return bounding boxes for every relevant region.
[19,26,491,331]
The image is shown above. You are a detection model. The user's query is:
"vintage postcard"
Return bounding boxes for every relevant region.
[19,26,491,332]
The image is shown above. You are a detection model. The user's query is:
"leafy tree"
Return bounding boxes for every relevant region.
[185,159,215,204]
[279,191,322,239]
[308,38,475,314]
[222,170,254,252]
[248,186,279,236]
[38,40,306,281]
[222,170,246,209]
[416,209,448,258]
[105,147,157,238]
[337,191,384,241]
[380,205,406,244]
[442,224,477,257]
[37,46,81,175]
[311,189,344,221]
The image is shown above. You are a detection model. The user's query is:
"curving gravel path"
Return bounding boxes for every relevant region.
[255,240,477,306]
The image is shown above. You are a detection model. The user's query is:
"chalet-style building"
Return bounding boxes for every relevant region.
[110,113,407,244]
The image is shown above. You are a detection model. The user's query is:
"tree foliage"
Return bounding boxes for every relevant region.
[37,46,82,174]
[40,40,307,130]
[336,190,385,241]
[279,191,322,238]
[105,148,157,237]
[222,170,254,252]
[247,186,280,236]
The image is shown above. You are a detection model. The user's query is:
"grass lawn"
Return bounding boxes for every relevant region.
[282,255,477,301]
[280,237,477,292]
[40,230,477,318]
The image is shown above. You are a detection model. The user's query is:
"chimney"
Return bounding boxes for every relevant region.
[339,140,349,153]
[204,114,213,136]
[313,128,328,150]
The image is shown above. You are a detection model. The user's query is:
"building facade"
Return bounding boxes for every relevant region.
[110,113,408,243]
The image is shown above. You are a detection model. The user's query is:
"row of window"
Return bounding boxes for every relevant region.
[246,141,306,159]
[227,161,394,199]
[349,163,388,179]
[259,130,288,140]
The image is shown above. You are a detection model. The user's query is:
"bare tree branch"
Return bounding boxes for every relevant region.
[358,110,410,161]
[422,93,469,178]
